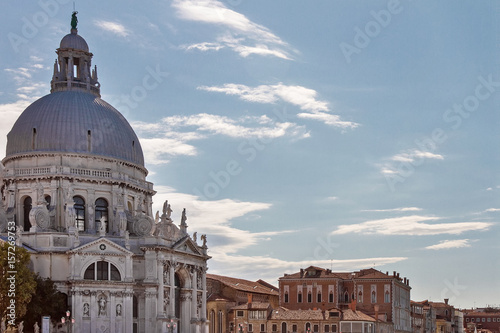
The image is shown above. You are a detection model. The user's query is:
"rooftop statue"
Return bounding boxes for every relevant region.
[71,11,78,30]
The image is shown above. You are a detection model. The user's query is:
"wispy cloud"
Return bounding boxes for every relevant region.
[198,83,358,129]
[483,208,500,213]
[151,185,407,281]
[94,20,130,37]
[380,149,444,176]
[209,252,408,283]
[332,215,493,236]
[173,0,295,59]
[152,185,283,253]
[425,239,473,250]
[132,114,308,164]
[185,42,225,52]
[362,207,423,213]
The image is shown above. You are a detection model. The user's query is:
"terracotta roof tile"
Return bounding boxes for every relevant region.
[231,302,271,310]
[207,274,278,295]
[342,309,376,322]
[270,307,325,321]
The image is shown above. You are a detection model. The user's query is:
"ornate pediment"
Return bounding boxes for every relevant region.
[68,238,132,256]
[173,236,203,256]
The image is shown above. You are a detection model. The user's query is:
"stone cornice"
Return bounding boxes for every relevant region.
[2,151,148,175]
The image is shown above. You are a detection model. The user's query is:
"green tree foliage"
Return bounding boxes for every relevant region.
[20,274,67,331]
[0,241,36,326]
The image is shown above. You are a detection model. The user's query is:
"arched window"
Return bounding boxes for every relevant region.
[95,198,109,233]
[307,291,312,303]
[281,322,287,333]
[305,322,311,333]
[298,291,302,303]
[384,291,390,303]
[218,311,223,333]
[133,295,138,318]
[45,195,51,210]
[317,291,322,303]
[329,291,334,303]
[210,310,215,333]
[84,261,121,281]
[371,290,376,303]
[284,291,289,303]
[23,196,32,231]
[73,196,85,231]
[344,291,349,303]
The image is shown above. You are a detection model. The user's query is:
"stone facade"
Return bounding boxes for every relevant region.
[0,13,210,333]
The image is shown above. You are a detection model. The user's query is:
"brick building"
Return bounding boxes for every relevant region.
[278,266,412,333]
[411,301,425,333]
[463,310,500,333]
[206,274,279,333]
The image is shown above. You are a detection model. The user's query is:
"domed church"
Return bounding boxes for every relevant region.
[0,13,209,333]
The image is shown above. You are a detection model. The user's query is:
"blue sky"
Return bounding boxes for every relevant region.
[1,0,499,308]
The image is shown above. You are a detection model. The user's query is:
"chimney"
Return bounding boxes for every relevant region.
[300,269,304,278]
[248,293,253,306]
[444,298,449,305]
[404,277,407,284]
[349,299,357,311]
[393,271,396,277]
[407,279,410,286]
[374,305,380,321]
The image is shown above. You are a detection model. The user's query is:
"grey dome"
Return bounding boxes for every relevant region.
[6,91,144,166]
[60,30,89,52]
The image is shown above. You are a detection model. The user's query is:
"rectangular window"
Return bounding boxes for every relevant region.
[329,292,334,303]
[97,261,108,280]
[332,325,337,333]
[314,324,319,333]
[261,324,265,332]
[298,293,302,303]
[249,324,253,332]
[292,325,297,332]
[237,310,244,317]
[272,324,277,332]
[325,325,330,332]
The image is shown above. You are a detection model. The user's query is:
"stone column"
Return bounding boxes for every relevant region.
[124,291,133,333]
[201,268,207,321]
[169,262,175,317]
[157,257,165,317]
[145,290,157,333]
[87,189,96,233]
[192,267,198,321]
[90,291,97,333]
[110,292,116,333]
